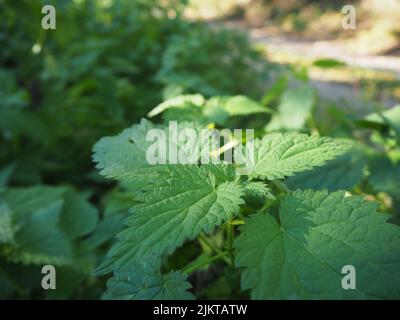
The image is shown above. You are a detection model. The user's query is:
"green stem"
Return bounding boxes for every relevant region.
[259,199,275,213]
[182,252,229,275]
[272,179,290,193]
[227,222,235,266]
[306,113,319,134]
[199,233,231,265]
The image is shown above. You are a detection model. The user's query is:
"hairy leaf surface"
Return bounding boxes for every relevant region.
[237,133,352,180]
[95,165,244,275]
[235,190,400,299]
[286,150,366,192]
[104,259,194,300]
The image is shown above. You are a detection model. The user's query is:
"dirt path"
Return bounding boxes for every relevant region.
[249,30,400,76]
[241,26,400,110]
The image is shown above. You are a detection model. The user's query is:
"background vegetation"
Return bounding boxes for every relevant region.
[0,0,399,299]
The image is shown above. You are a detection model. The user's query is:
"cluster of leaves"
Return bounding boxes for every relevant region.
[259,69,400,212]
[0,0,272,299]
[0,181,126,298]
[1,0,400,300]
[0,0,270,187]
[91,92,400,299]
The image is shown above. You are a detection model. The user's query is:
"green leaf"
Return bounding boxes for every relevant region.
[242,181,275,199]
[93,119,219,185]
[103,188,140,216]
[44,267,87,299]
[0,164,16,189]
[149,95,207,123]
[0,106,50,143]
[103,259,194,300]
[95,165,244,275]
[0,186,98,266]
[147,94,205,118]
[313,58,346,69]
[261,75,288,106]
[204,95,270,125]
[2,186,67,220]
[239,133,352,180]
[8,200,73,265]
[364,105,400,131]
[79,213,126,253]
[92,119,157,183]
[266,83,314,131]
[60,191,98,239]
[205,95,270,120]
[368,157,400,197]
[0,203,14,244]
[286,150,366,192]
[162,106,206,124]
[235,190,400,299]
[148,95,269,125]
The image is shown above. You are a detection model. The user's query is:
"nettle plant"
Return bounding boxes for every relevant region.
[92,95,400,300]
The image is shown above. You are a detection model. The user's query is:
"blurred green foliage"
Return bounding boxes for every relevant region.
[0,0,270,186]
[0,0,271,299]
